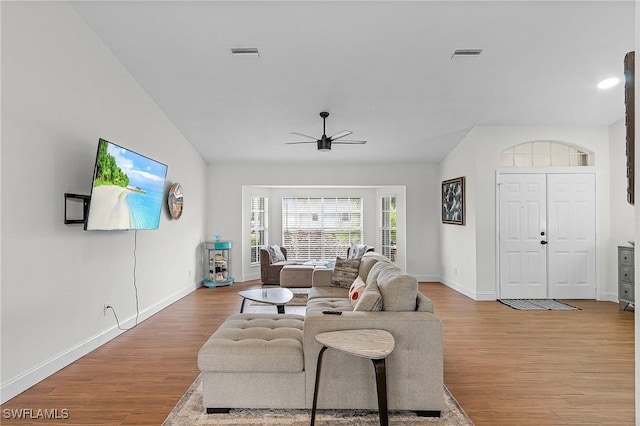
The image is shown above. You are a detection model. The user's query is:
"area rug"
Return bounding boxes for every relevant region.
[162,376,474,425]
[499,299,580,310]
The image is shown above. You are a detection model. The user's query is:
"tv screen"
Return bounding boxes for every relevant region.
[85,139,168,231]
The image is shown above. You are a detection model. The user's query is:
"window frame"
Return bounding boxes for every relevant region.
[500,141,590,167]
[380,195,397,263]
[250,196,268,265]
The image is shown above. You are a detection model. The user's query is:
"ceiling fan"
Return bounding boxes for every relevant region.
[285,112,367,151]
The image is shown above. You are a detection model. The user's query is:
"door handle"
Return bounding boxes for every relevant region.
[540,240,548,245]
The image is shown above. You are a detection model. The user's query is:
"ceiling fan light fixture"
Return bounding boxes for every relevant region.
[317,139,332,152]
[285,112,365,151]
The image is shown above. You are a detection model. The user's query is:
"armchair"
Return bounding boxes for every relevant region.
[260,247,297,285]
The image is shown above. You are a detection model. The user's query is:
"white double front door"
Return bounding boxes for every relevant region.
[498,173,596,299]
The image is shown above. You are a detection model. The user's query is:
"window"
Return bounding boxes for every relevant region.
[381,196,397,262]
[250,196,268,264]
[282,197,362,260]
[500,141,589,167]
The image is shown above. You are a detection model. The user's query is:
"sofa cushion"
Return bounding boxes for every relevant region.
[348,276,367,307]
[330,257,361,289]
[306,298,354,314]
[358,253,385,281]
[365,261,401,286]
[376,268,418,312]
[309,286,349,300]
[354,280,383,311]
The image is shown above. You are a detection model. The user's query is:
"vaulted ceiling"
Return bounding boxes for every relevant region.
[71,1,635,165]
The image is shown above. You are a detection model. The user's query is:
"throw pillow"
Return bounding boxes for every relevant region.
[354,280,383,311]
[266,244,286,263]
[359,254,386,282]
[330,257,361,289]
[348,276,367,307]
[376,268,418,311]
[348,243,368,259]
[366,261,401,286]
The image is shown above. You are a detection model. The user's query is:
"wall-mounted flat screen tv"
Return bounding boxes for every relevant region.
[85,139,168,231]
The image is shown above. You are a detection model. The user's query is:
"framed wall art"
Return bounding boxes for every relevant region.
[442,176,465,225]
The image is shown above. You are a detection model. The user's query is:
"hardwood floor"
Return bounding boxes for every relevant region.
[433,283,635,425]
[1,282,634,425]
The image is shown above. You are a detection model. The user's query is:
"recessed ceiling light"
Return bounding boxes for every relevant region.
[598,77,620,89]
[230,47,259,58]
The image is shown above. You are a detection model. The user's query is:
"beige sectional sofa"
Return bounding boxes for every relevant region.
[198,251,444,416]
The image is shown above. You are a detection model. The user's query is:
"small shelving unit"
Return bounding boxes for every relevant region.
[203,241,234,287]
[618,245,634,310]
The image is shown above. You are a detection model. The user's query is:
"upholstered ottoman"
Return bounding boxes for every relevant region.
[197,313,306,411]
[280,265,315,288]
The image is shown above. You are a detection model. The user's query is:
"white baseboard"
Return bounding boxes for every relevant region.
[474,291,498,301]
[439,279,617,302]
[597,292,618,303]
[0,282,200,404]
[439,276,497,301]
[241,272,261,282]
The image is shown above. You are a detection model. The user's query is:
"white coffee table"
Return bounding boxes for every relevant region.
[238,287,294,314]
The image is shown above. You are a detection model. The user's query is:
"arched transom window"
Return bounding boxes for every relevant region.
[500,141,590,167]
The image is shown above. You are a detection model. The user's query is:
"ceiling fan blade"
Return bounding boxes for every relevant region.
[332,140,367,144]
[285,141,317,145]
[290,131,318,140]
[329,130,352,141]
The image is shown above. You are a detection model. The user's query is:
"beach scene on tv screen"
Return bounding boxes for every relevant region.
[86,140,167,230]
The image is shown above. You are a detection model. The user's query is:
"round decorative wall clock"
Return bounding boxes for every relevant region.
[168,182,183,219]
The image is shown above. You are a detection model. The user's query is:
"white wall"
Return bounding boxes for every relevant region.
[439,129,478,298]
[1,2,208,403]
[440,125,613,301]
[208,164,441,282]
[609,119,635,300]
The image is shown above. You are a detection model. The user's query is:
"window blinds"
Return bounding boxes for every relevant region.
[282,197,363,260]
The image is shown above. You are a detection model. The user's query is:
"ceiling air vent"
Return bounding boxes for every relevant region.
[451,49,483,59]
[230,47,260,58]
